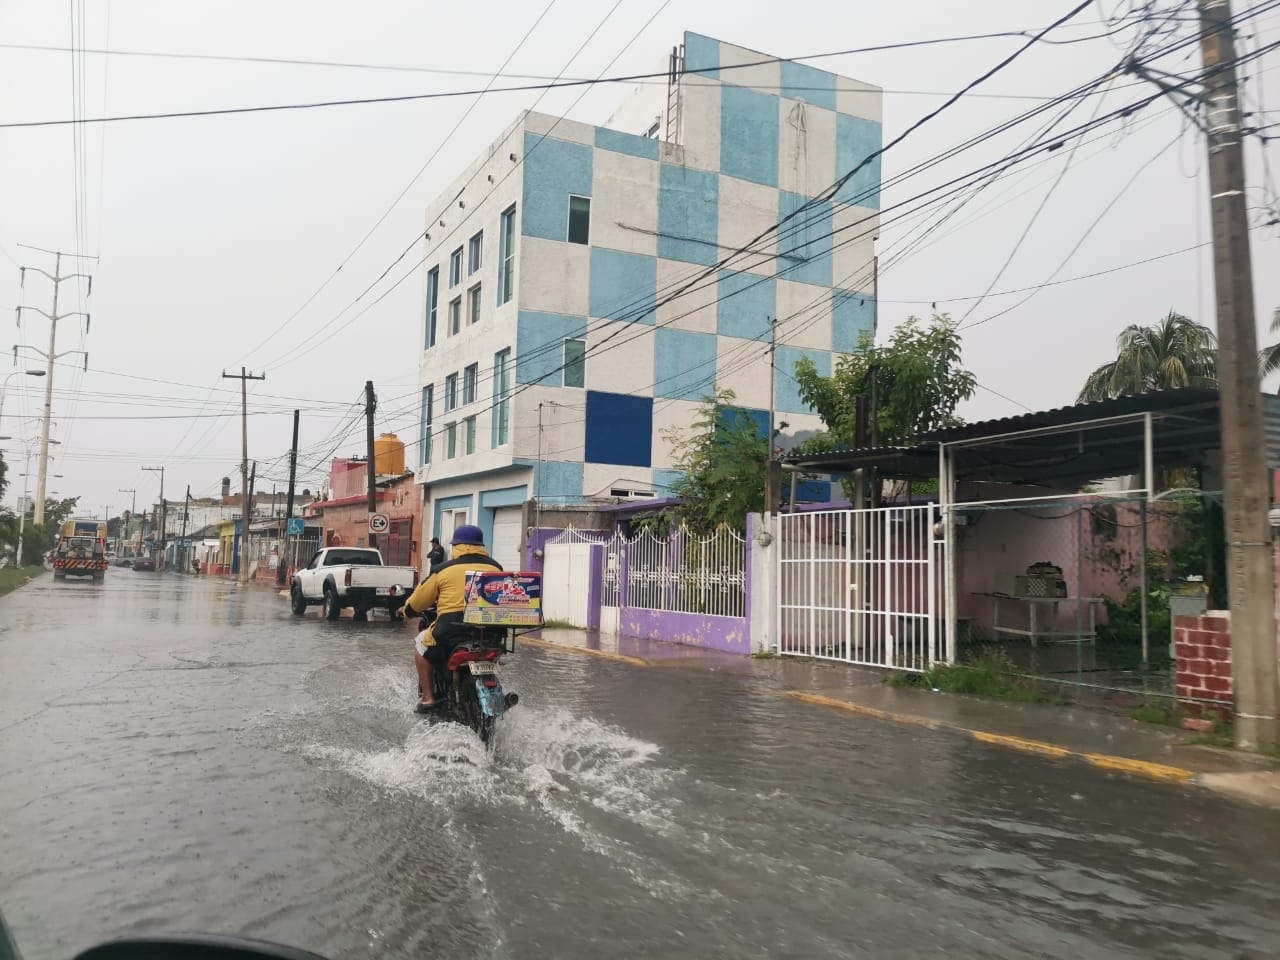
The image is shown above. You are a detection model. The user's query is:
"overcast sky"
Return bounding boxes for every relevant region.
[0,0,1276,518]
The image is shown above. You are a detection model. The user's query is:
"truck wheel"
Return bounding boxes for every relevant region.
[290,583,307,616]
[323,585,342,621]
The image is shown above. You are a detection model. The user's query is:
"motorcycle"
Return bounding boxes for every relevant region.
[415,609,519,746]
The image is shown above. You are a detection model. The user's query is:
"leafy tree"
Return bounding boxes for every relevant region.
[793,313,977,450]
[0,496,81,565]
[1259,307,1280,380]
[662,389,772,534]
[1078,310,1217,402]
[0,451,7,501]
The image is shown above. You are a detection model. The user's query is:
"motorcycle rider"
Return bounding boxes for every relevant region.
[402,524,503,713]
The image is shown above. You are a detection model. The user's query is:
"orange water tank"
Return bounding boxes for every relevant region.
[373,432,406,476]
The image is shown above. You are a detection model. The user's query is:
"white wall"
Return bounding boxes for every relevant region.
[414,119,525,487]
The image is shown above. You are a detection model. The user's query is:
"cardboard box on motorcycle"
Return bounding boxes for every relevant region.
[462,570,543,627]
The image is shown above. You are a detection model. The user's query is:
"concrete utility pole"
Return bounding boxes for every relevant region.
[15,249,93,525]
[279,409,300,585]
[222,367,265,583]
[365,380,378,551]
[142,466,165,556]
[1198,0,1278,749]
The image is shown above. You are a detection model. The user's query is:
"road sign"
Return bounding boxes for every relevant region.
[286,517,304,536]
[368,513,389,534]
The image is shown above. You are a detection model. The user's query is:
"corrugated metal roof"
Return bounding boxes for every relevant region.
[914,387,1221,445]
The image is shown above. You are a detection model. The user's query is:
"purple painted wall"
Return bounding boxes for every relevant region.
[585,543,602,632]
[618,608,751,655]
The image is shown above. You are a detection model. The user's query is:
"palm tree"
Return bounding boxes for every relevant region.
[1259,307,1280,380]
[1078,310,1217,402]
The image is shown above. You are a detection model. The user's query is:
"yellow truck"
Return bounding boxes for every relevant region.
[52,519,109,582]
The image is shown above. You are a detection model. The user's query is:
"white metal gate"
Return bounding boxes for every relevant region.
[778,505,944,671]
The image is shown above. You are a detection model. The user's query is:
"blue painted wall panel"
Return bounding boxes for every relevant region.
[653,328,719,401]
[657,164,720,266]
[720,85,779,187]
[683,32,720,81]
[778,191,833,288]
[780,61,837,111]
[834,114,882,209]
[652,468,684,495]
[595,126,660,161]
[716,405,770,440]
[831,289,875,354]
[588,247,657,323]
[521,132,593,241]
[775,344,830,414]
[537,461,584,501]
[585,391,653,467]
[716,270,776,340]
[516,310,588,385]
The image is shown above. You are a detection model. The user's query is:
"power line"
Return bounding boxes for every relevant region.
[0,25,1121,131]
[236,0,564,364]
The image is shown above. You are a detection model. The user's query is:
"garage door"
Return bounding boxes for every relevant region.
[490,506,524,571]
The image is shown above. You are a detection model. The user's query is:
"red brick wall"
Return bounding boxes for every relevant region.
[1174,613,1233,712]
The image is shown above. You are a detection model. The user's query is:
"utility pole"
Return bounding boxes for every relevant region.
[1197,0,1278,749]
[181,484,191,573]
[222,367,265,584]
[279,410,300,585]
[765,317,781,515]
[365,380,378,551]
[15,249,93,526]
[142,466,165,558]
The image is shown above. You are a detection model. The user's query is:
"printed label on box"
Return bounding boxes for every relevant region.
[463,571,543,626]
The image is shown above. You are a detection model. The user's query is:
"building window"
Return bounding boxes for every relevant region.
[446,422,457,460]
[563,337,586,388]
[468,231,483,274]
[449,297,462,337]
[463,363,478,405]
[493,348,511,446]
[645,118,660,139]
[464,416,477,455]
[444,373,458,412]
[449,247,463,288]
[419,385,433,464]
[567,195,590,245]
[498,205,516,305]
[468,284,481,327]
[425,267,439,349]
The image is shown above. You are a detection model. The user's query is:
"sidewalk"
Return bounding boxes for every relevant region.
[527,627,1280,807]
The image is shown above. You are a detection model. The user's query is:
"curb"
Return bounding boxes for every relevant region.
[518,634,649,667]
[783,691,1195,785]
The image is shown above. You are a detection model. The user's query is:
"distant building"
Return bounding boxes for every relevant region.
[413,31,883,566]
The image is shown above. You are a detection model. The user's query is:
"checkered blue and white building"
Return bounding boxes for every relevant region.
[415,31,882,566]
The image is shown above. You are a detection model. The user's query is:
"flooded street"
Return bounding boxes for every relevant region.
[3,572,1279,959]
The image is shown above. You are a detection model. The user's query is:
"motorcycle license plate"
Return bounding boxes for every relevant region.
[467,661,498,676]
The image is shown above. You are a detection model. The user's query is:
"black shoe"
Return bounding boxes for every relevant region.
[415,701,442,715]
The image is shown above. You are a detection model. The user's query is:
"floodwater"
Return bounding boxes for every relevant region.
[2,573,1278,959]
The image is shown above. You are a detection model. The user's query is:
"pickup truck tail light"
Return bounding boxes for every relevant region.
[344,568,352,587]
[412,569,420,587]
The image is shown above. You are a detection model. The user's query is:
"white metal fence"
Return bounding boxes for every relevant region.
[626,524,746,618]
[778,505,943,671]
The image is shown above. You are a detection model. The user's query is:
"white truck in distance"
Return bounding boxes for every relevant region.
[290,547,418,621]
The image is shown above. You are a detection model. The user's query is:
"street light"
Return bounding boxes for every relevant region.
[0,369,46,426]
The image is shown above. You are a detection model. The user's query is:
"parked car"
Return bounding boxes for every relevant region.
[132,556,157,572]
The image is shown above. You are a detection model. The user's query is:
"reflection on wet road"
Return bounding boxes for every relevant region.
[2,573,1278,959]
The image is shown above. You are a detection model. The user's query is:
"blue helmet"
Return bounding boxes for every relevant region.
[451,523,485,546]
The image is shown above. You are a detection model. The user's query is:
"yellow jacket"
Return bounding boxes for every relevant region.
[404,543,501,646]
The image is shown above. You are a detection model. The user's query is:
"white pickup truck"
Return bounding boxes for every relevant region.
[290,547,419,621]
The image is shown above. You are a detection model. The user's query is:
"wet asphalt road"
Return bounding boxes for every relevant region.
[2,571,1279,960]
